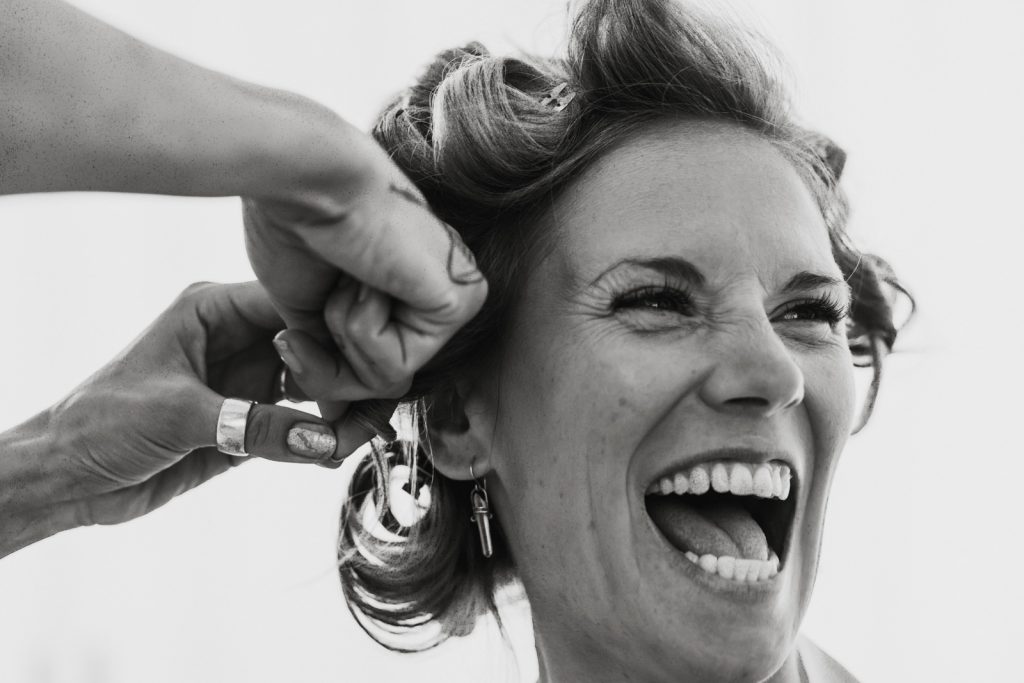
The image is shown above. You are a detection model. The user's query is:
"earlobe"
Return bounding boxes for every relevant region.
[423,383,494,481]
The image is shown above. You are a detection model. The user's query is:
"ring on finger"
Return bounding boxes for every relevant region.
[278,364,304,403]
[216,398,255,457]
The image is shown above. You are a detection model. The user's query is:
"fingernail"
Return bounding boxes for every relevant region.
[272,332,305,374]
[444,223,484,285]
[356,282,370,304]
[287,423,337,460]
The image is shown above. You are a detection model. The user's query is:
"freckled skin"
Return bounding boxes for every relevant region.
[469,121,856,682]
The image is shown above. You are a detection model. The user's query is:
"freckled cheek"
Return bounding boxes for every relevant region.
[601,360,707,449]
[497,360,648,536]
[499,330,702,520]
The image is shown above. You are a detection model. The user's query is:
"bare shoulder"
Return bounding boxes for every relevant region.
[797,636,860,683]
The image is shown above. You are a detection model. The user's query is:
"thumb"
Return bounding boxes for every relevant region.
[195,389,342,468]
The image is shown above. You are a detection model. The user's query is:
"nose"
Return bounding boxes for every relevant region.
[698,319,805,417]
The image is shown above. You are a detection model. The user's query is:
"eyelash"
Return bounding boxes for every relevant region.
[612,287,849,328]
[776,293,850,328]
[612,285,696,316]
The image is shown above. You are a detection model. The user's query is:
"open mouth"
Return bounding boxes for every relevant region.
[644,460,797,583]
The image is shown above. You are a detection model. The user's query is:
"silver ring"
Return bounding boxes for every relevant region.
[278,365,302,403]
[216,398,255,457]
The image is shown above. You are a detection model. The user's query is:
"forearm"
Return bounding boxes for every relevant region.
[0,0,341,200]
[0,409,79,559]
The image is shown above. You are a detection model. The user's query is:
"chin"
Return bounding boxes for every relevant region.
[646,619,797,683]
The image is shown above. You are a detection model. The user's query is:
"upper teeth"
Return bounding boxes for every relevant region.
[647,461,791,500]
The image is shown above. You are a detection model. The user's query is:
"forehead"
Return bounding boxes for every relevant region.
[549,120,838,287]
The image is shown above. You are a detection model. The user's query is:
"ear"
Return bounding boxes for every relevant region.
[423,382,495,482]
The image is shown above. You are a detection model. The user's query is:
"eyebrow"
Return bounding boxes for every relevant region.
[781,271,852,300]
[587,256,706,288]
[589,256,852,299]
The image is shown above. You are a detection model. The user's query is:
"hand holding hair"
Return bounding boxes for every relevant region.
[245,150,489,430]
[0,0,489,433]
[0,282,376,560]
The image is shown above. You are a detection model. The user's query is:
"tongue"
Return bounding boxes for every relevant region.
[647,495,769,561]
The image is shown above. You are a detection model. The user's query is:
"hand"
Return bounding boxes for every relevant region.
[241,116,487,420]
[37,282,372,529]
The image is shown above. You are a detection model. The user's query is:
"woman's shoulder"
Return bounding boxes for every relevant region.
[797,635,861,683]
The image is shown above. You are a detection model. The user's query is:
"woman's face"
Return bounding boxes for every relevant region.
[478,121,856,682]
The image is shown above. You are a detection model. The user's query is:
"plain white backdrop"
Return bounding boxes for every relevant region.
[1,0,1021,681]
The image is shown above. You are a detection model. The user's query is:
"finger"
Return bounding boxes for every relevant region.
[242,198,338,341]
[246,403,339,464]
[275,364,310,403]
[189,280,281,330]
[197,390,339,466]
[325,281,413,399]
[332,284,461,397]
[269,331,345,419]
[345,399,399,442]
[322,277,369,385]
[264,335,380,464]
[272,328,381,402]
[315,399,400,469]
[317,397,350,424]
[295,177,488,328]
[187,281,286,358]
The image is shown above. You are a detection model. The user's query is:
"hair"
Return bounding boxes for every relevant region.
[337,0,913,653]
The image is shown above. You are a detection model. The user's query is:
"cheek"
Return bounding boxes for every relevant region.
[493,327,706,541]
[505,329,706,464]
[802,347,856,471]
[491,335,703,607]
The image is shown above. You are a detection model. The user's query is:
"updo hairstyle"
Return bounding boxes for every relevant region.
[337,0,913,652]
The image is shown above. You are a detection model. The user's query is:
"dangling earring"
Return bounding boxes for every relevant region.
[469,463,493,559]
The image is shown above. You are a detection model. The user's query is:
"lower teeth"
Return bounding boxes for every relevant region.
[683,550,780,582]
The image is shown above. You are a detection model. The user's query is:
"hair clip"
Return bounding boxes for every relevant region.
[539,82,575,112]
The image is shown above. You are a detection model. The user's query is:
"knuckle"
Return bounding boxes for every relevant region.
[435,288,464,318]
[434,281,486,327]
[179,281,216,301]
[324,308,347,338]
[173,281,217,312]
[343,312,371,339]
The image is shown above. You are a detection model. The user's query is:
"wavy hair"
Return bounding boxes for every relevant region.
[337,0,913,653]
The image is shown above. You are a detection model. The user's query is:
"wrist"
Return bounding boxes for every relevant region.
[0,410,81,558]
[230,85,357,203]
[112,47,350,200]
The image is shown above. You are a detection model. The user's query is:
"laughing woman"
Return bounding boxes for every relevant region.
[289,0,911,681]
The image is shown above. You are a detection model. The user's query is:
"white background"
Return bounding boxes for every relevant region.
[1,0,1022,681]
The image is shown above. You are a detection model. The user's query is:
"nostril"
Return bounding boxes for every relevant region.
[724,396,771,409]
